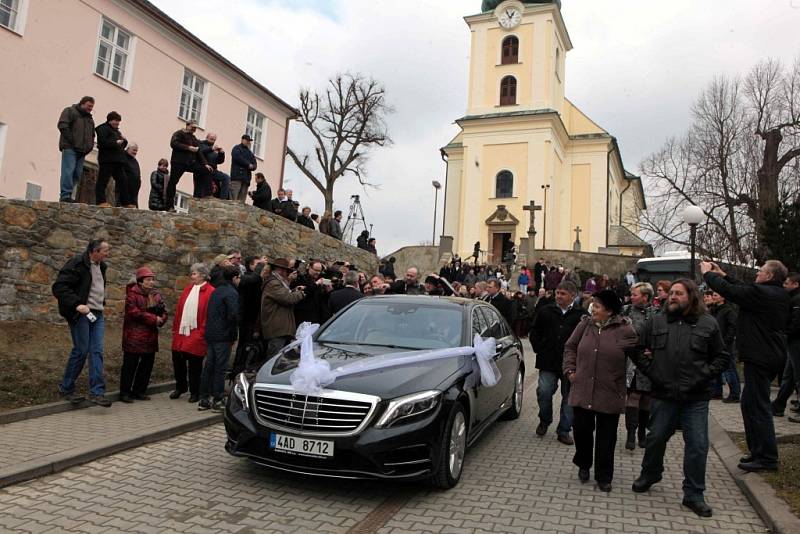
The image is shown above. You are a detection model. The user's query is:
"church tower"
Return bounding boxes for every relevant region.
[441,0,647,265]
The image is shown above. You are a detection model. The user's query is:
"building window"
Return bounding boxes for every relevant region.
[555,47,561,79]
[25,182,41,201]
[245,108,266,158]
[495,171,513,198]
[175,190,191,213]
[95,18,131,87]
[179,69,207,124]
[500,76,517,106]
[501,36,519,65]
[0,0,19,31]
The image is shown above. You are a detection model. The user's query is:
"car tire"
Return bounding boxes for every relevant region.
[430,402,468,489]
[500,366,524,421]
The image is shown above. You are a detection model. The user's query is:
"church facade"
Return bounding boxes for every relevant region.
[441,0,647,265]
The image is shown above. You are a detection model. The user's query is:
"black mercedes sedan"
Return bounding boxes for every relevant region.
[224,295,524,488]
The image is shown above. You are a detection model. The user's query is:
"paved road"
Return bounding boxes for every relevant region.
[0,348,768,533]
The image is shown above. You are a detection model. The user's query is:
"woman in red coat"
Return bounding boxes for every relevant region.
[120,266,168,403]
[170,263,215,402]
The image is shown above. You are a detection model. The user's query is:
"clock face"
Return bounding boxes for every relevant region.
[498,7,522,29]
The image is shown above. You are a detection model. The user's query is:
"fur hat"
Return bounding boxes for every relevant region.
[592,289,622,315]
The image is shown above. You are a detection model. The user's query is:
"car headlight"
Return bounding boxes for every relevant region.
[232,372,251,412]
[375,390,441,428]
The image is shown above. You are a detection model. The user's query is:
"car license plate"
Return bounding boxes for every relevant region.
[270,432,334,458]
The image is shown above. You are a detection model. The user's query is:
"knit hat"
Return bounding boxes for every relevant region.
[593,289,622,315]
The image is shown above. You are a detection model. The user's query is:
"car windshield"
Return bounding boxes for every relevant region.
[317,300,464,350]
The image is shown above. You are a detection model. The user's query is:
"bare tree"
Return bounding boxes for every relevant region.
[286,73,393,214]
[640,58,800,262]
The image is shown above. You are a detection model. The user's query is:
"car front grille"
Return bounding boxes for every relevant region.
[252,384,379,436]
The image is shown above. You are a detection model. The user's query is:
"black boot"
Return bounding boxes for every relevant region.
[638,410,650,448]
[625,407,638,450]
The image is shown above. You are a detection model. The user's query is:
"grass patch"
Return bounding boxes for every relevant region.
[730,431,800,516]
[0,321,175,412]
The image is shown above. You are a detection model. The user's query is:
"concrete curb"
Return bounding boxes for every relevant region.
[0,381,176,425]
[709,414,800,533]
[0,411,221,489]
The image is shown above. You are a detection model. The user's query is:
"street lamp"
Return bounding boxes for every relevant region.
[432,180,442,246]
[682,205,706,280]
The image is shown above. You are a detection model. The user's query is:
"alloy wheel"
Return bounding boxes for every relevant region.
[449,411,467,479]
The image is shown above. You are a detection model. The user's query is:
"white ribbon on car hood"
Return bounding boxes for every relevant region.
[288,322,501,394]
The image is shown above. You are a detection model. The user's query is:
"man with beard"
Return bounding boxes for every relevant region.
[631,279,728,517]
[703,260,789,473]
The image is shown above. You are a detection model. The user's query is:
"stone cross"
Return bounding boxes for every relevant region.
[523,200,542,266]
[573,226,582,252]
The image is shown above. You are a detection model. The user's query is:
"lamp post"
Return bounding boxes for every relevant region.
[682,205,706,280]
[432,180,442,246]
[540,184,551,249]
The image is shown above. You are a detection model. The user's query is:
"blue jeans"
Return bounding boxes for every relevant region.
[200,342,231,401]
[537,370,573,436]
[60,149,85,200]
[213,171,231,200]
[640,398,709,502]
[60,312,106,396]
[713,351,741,399]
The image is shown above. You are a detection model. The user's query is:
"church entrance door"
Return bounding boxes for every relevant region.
[491,232,512,266]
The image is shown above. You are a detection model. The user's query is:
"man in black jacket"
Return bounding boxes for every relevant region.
[776,273,800,419]
[58,96,95,202]
[194,133,228,199]
[296,207,315,229]
[485,279,512,324]
[530,281,587,444]
[165,120,210,211]
[51,239,112,407]
[230,134,257,202]
[199,265,240,412]
[702,260,789,473]
[631,278,728,517]
[94,111,127,207]
[708,292,740,402]
[328,271,364,314]
[293,260,332,325]
[249,172,272,210]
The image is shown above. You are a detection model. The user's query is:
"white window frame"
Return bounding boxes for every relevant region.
[245,107,267,159]
[178,69,208,126]
[175,190,191,213]
[94,17,134,89]
[0,0,27,35]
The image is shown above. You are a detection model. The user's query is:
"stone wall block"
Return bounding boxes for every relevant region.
[2,205,37,228]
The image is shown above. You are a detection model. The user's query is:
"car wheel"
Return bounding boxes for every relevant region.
[501,367,524,420]
[430,402,468,489]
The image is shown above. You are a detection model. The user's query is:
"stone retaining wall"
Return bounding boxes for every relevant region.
[0,199,378,324]
[538,249,640,277]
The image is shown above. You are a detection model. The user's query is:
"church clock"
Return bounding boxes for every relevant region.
[498,6,522,29]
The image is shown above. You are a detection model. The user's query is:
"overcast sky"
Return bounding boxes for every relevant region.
[151,0,800,256]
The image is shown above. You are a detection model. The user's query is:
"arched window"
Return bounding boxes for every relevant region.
[501,36,519,64]
[500,76,517,106]
[495,171,513,198]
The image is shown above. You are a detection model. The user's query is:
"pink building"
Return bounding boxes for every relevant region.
[0,0,296,206]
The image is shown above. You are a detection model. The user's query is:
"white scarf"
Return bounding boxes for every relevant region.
[179,282,205,336]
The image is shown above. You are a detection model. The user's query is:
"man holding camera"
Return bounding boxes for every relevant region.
[52,239,112,407]
[261,258,306,357]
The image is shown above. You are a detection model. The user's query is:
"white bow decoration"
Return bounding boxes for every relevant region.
[287,322,502,394]
[289,322,336,394]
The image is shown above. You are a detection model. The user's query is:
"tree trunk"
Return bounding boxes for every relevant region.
[755,129,782,259]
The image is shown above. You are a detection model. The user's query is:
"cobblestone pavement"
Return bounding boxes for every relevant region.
[710,391,800,437]
[0,348,767,533]
[0,392,215,471]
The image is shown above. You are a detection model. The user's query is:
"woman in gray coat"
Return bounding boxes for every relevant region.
[622,282,655,450]
[564,290,638,492]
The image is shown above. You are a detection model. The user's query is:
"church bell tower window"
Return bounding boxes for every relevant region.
[499,76,517,106]
[501,36,519,65]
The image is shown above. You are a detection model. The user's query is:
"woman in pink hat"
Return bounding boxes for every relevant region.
[120,266,168,403]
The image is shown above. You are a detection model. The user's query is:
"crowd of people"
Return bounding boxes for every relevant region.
[58,97,379,249]
[50,238,799,518]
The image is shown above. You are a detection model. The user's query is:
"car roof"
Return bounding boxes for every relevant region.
[359,294,478,308]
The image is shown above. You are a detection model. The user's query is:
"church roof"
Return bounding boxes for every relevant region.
[608,225,649,248]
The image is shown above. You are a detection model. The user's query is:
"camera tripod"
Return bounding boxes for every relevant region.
[342,194,369,245]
